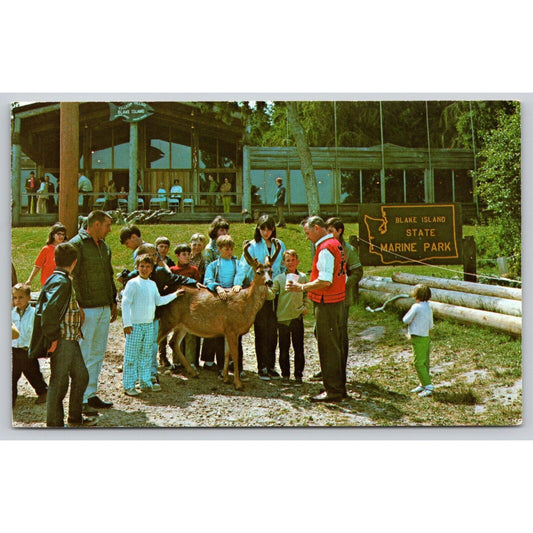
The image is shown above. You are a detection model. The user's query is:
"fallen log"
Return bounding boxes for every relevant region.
[360,288,522,336]
[391,272,521,301]
[360,276,522,317]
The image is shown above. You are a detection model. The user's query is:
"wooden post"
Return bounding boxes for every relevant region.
[59,103,79,238]
[11,117,22,225]
[242,145,251,213]
[463,236,477,283]
[128,121,139,212]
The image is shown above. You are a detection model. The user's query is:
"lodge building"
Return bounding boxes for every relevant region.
[11,101,477,226]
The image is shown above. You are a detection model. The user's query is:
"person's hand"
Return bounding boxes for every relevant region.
[286,281,303,292]
[195,282,206,290]
[124,326,133,335]
[110,303,117,322]
[48,339,58,353]
[216,286,228,300]
[175,288,185,297]
[79,307,85,327]
[232,285,242,293]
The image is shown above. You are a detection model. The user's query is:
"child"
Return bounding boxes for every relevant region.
[29,243,94,427]
[203,234,246,379]
[189,233,206,279]
[402,284,434,397]
[119,224,145,262]
[12,283,48,406]
[267,250,309,385]
[170,244,201,370]
[121,253,183,396]
[155,236,175,268]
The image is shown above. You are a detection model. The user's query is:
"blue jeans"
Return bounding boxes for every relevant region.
[79,306,111,403]
[47,339,89,427]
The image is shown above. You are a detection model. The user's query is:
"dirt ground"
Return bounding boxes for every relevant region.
[11,315,521,428]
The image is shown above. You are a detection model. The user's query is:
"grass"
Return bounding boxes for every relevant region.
[11,222,522,426]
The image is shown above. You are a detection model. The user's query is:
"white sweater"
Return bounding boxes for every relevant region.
[121,276,177,327]
[403,301,433,337]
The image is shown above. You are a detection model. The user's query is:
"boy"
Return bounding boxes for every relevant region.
[203,235,246,379]
[402,284,434,397]
[170,243,201,370]
[119,225,145,262]
[12,283,48,406]
[122,254,184,396]
[155,236,175,268]
[29,243,95,427]
[189,233,206,280]
[267,250,309,385]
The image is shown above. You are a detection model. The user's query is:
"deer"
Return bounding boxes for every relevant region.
[157,238,282,390]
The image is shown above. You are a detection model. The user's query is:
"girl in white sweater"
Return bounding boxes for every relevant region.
[122,254,183,396]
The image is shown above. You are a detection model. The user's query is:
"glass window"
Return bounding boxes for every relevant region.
[251,170,266,204]
[454,170,474,202]
[171,127,191,169]
[219,139,236,168]
[113,142,130,169]
[199,137,217,169]
[405,169,425,203]
[384,169,404,203]
[147,125,170,169]
[362,170,381,203]
[91,127,112,169]
[434,169,453,202]
[340,169,361,203]
[289,169,333,204]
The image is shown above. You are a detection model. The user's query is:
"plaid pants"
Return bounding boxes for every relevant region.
[123,323,154,390]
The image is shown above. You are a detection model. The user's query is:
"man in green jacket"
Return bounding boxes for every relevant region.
[69,210,117,415]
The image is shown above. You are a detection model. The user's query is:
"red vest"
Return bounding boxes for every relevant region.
[308,237,346,304]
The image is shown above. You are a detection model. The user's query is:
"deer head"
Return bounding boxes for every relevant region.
[243,238,282,287]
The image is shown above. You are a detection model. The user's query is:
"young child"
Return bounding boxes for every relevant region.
[121,253,184,396]
[170,243,201,370]
[189,233,206,279]
[267,250,310,385]
[402,283,434,397]
[155,236,175,268]
[12,283,48,406]
[29,243,94,427]
[119,224,145,262]
[203,234,246,379]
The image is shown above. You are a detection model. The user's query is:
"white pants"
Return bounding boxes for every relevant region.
[79,306,111,403]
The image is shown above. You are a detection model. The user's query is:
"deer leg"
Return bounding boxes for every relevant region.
[222,338,230,384]
[169,329,199,378]
[226,335,243,390]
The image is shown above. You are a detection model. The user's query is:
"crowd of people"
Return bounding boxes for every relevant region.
[12,209,435,427]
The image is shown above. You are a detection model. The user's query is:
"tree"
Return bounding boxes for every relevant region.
[473,102,521,276]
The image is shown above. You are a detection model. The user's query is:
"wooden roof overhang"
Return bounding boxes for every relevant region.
[12,102,245,167]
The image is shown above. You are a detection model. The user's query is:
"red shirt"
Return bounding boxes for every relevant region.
[308,237,346,304]
[34,244,57,286]
[170,262,201,282]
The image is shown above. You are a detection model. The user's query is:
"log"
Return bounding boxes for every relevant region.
[360,277,522,317]
[360,289,522,336]
[391,272,521,301]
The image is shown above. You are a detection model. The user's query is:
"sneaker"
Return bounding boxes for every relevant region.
[294,377,303,387]
[410,385,425,394]
[239,371,249,382]
[151,383,162,392]
[282,377,291,386]
[35,392,48,404]
[203,362,217,371]
[267,368,282,380]
[309,371,322,382]
[418,387,433,398]
[258,368,270,381]
[67,416,98,427]
[124,388,140,396]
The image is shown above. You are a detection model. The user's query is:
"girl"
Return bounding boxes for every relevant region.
[234,214,286,380]
[403,284,434,397]
[26,223,67,287]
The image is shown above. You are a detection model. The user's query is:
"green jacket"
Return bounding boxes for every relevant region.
[69,228,117,309]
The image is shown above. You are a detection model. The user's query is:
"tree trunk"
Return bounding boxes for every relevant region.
[360,289,521,336]
[360,276,522,316]
[391,272,522,301]
[285,101,320,215]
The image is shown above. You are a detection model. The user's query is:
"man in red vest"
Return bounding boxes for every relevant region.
[287,215,347,402]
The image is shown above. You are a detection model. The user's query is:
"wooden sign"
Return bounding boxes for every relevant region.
[109,102,154,122]
[359,203,463,266]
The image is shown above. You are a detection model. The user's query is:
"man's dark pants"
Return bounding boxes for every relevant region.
[278,317,305,378]
[46,339,89,427]
[12,348,48,404]
[314,300,346,397]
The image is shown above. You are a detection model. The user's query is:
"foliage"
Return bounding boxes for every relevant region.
[473,103,521,276]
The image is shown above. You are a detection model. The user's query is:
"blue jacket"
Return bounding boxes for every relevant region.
[234,238,286,287]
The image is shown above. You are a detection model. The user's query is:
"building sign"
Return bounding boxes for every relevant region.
[109,102,154,123]
[359,204,462,266]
